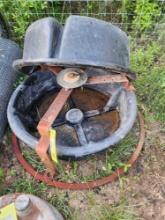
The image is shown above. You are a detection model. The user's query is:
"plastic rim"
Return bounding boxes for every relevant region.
[12,111,145,190]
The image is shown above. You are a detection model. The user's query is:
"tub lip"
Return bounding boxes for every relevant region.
[13,59,136,81]
[7,84,137,159]
[13,15,136,81]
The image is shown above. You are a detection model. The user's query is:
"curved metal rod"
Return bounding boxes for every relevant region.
[12,111,145,190]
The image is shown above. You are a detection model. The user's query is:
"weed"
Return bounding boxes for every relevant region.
[0,167,4,183]
[48,190,73,219]
[131,37,165,122]
[0,2,164,220]
[22,148,46,173]
[0,0,63,43]
[73,201,140,220]
[21,121,139,184]
[132,0,160,34]
[2,176,47,196]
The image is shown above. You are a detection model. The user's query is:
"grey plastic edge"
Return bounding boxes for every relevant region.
[12,16,136,80]
[7,84,137,158]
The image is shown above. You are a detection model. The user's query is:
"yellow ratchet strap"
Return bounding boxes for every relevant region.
[0,203,17,220]
[50,128,58,163]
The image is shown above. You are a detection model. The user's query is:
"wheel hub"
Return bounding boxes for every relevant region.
[63,71,80,83]
[56,68,88,89]
[65,108,84,124]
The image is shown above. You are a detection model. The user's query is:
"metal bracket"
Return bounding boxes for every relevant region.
[86,74,135,91]
[35,67,134,175]
[36,88,73,176]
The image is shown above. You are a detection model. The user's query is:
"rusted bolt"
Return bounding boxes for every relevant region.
[63,71,80,83]
[15,194,32,217]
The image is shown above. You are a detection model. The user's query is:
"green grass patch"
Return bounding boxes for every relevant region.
[73,200,140,220]
[131,38,165,122]
[1,176,47,196]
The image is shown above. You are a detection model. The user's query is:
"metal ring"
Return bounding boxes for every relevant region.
[12,111,145,190]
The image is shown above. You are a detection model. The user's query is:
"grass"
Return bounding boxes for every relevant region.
[0,31,164,220]
[130,34,165,122]
[0,122,140,219]
[21,122,139,184]
[84,204,140,220]
[2,177,47,195]
[5,32,164,217]
[2,174,140,220]
[48,190,73,219]
[0,3,165,219]
[0,177,142,220]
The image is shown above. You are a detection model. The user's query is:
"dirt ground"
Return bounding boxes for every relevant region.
[65,120,165,220]
[0,118,165,220]
[122,120,165,220]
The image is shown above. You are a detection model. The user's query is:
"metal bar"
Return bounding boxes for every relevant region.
[36,88,73,175]
[86,74,135,91]
[37,88,73,136]
[86,75,128,85]
[36,136,55,176]
[103,87,122,111]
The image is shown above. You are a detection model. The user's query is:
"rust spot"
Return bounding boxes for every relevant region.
[36,87,119,144]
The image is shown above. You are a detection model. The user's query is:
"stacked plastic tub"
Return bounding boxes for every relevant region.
[7,16,137,159]
[0,15,21,139]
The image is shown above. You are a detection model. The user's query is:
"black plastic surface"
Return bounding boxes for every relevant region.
[13,16,134,78]
[0,37,21,138]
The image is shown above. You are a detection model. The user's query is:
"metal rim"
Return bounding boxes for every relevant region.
[12,111,145,190]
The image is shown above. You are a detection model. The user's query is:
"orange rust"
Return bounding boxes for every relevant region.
[32,71,134,174]
[39,67,134,91]
[36,88,73,175]
[122,81,135,91]
[86,75,134,91]
[12,111,145,190]
[0,194,58,219]
[71,88,109,111]
[37,88,73,136]
[37,88,109,118]
[36,136,55,176]
[40,65,62,75]
[36,88,119,145]
[87,75,128,84]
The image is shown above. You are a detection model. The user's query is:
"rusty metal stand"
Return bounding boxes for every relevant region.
[12,111,145,190]
[36,88,73,176]
[35,69,135,176]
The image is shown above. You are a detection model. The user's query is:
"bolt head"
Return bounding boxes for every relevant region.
[66,108,84,124]
[15,195,31,211]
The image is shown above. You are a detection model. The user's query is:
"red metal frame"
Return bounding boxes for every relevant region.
[12,112,145,190]
[35,67,135,175]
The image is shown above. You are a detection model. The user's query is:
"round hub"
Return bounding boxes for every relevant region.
[66,108,84,124]
[57,68,88,89]
[63,71,80,83]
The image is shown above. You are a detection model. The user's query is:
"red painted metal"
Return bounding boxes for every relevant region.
[23,66,136,178]
[87,75,128,84]
[37,88,73,136]
[12,111,145,190]
[36,88,73,175]
[87,75,135,91]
